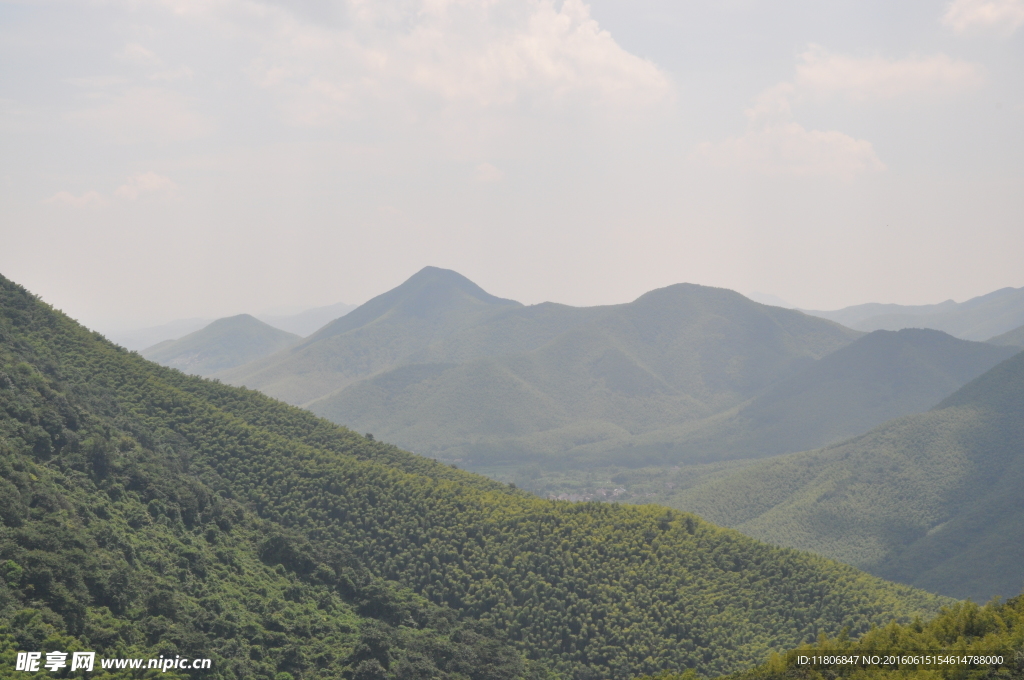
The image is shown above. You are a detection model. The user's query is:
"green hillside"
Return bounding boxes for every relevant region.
[988,323,1024,348]
[0,273,949,679]
[660,348,1024,602]
[142,314,300,376]
[804,286,1024,341]
[305,279,860,465]
[577,329,1017,466]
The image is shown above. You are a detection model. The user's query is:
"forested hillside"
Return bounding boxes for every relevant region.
[142,314,301,376]
[662,348,1024,602]
[0,273,948,679]
[584,329,1017,466]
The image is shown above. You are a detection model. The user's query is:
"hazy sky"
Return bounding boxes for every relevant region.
[2,0,1022,332]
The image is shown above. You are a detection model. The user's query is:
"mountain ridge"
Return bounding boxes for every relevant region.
[582,328,1019,466]
[803,286,1024,341]
[300,279,862,464]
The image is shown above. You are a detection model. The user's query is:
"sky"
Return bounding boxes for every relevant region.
[1,0,1022,333]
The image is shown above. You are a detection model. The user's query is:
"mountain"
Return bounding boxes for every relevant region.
[988,322,1024,348]
[803,286,1024,341]
[217,267,530,405]
[257,301,358,337]
[0,272,949,679]
[141,314,301,376]
[579,329,1018,466]
[661,347,1024,602]
[298,278,860,464]
[105,302,355,352]
[107,317,214,351]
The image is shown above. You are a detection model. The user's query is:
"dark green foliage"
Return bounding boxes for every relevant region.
[0,273,948,679]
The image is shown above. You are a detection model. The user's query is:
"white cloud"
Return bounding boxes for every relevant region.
[795,45,985,101]
[122,42,161,64]
[114,172,179,199]
[696,44,985,177]
[45,191,109,208]
[473,162,504,184]
[696,123,884,178]
[67,76,130,89]
[225,0,673,125]
[44,172,178,207]
[942,0,1024,35]
[150,66,195,82]
[68,87,212,142]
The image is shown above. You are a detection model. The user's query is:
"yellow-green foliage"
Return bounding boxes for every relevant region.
[690,595,1024,680]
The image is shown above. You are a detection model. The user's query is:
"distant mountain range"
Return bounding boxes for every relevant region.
[141,314,301,376]
[215,268,1015,474]
[803,286,1024,341]
[662,348,1024,601]
[108,300,356,350]
[564,328,1018,467]
[257,301,358,336]
[218,267,861,460]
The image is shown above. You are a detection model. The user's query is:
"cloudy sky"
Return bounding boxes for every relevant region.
[1,0,1022,332]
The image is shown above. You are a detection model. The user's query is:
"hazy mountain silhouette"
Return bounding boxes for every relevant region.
[988,322,1024,348]
[297,276,860,462]
[217,266,529,405]
[804,286,1024,340]
[256,300,357,336]
[142,314,300,376]
[584,329,1019,466]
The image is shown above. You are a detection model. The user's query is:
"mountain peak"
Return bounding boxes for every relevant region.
[305,267,519,344]
[402,266,518,305]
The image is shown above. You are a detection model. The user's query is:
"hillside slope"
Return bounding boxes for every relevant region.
[306,281,860,464]
[141,314,301,376]
[663,348,1024,602]
[0,273,948,679]
[804,286,1024,341]
[587,329,1018,466]
[988,323,1024,348]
